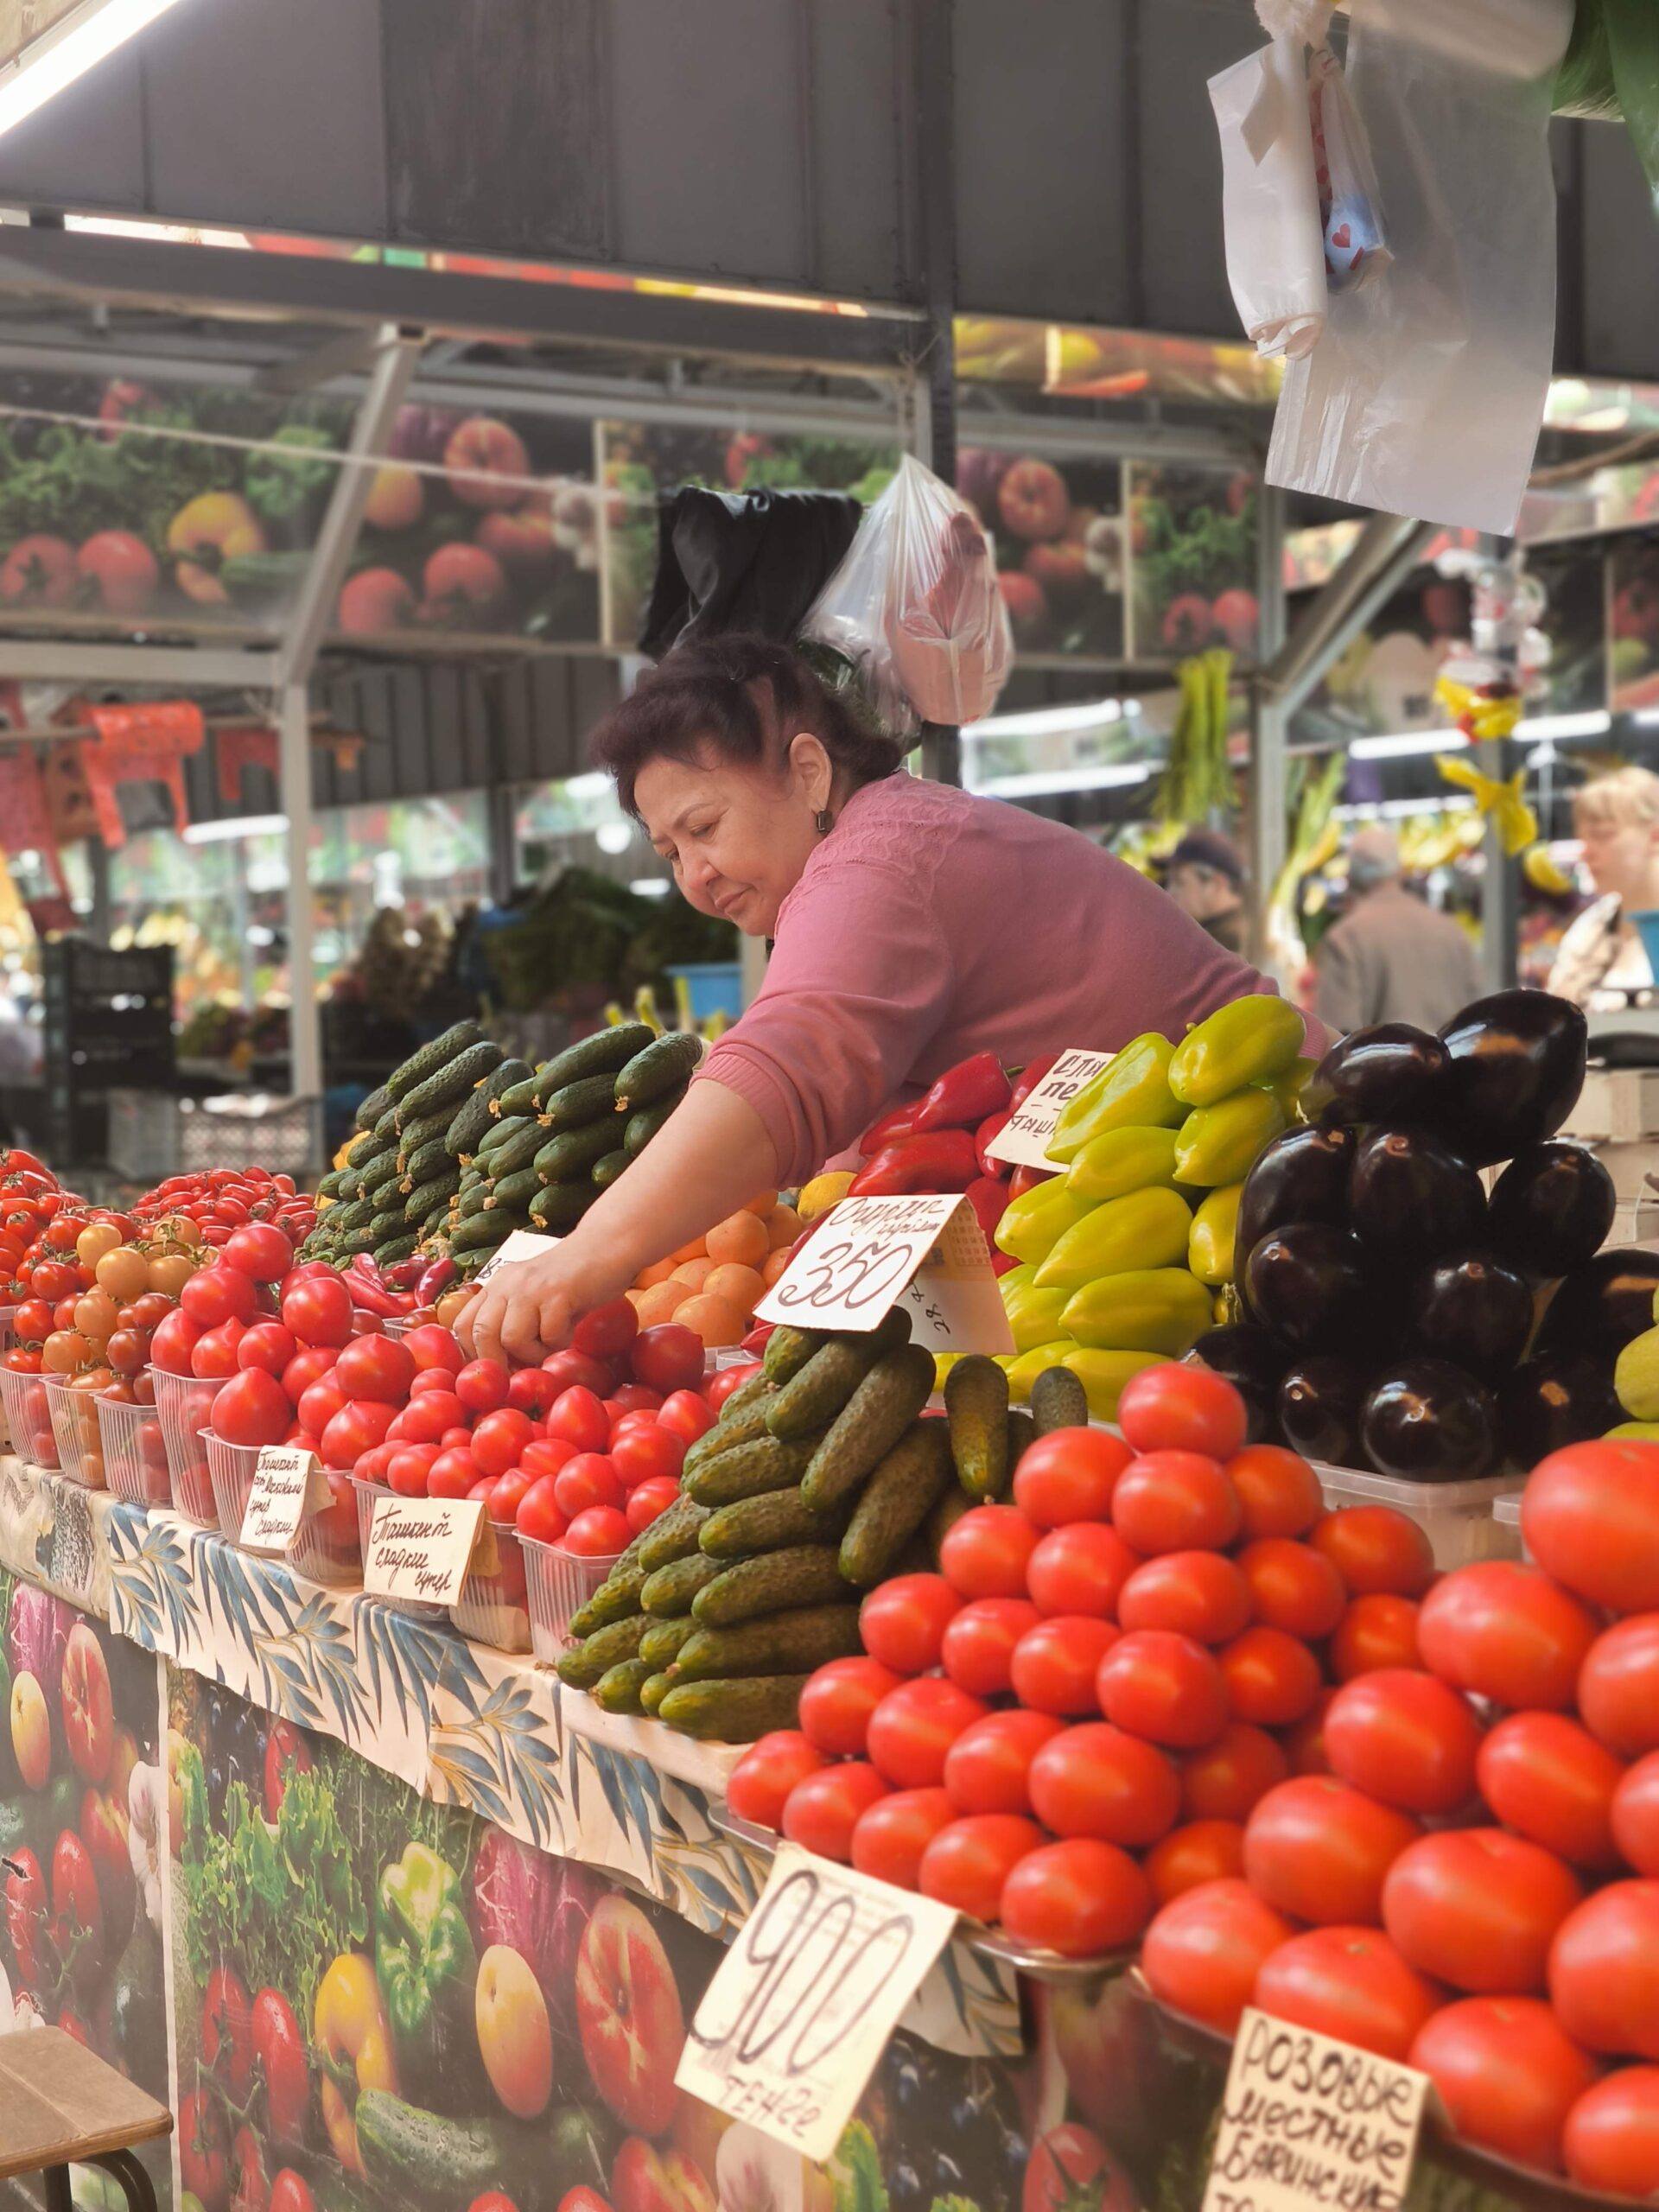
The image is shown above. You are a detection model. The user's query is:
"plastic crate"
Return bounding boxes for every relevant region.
[96,1395,171,1508]
[352,1478,450,1618]
[1493,1492,1529,1560]
[43,1376,105,1488]
[450,1522,533,1652]
[108,1089,322,1181]
[522,1532,622,1662]
[1315,1456,1524,1570]
[149,1367,220,1526]
[206,1432,360,1586]
[0,1364,58,1471]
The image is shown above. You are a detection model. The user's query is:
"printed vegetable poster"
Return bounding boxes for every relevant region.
[1128,464,1260,664]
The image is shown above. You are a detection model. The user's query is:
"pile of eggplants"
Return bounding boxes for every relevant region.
[1194,989,1653,1481]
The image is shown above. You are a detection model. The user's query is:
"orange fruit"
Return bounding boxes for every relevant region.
[761,1249,791,1287]
[766,1205,802,1250]
[741,1191,778,1219]
[706,1211,769,1268]
[635,1258,677,1289]
[672,1293,745,1348]
[702,1262,765,1317]
[624,1287,649,1311]
[671,1256,715,1292]
[636,1281,685,1327]
[670,1235,709,1265]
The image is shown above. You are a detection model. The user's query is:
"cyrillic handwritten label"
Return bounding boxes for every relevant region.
[756,1193,1013,1353]
[472,1229,559,1289]
[239,1446,331,1555]
[365,1495,494,1606]
[1200,2007,1430,2212]
[985,1049,1111,1170]
[674,1841,957,2162]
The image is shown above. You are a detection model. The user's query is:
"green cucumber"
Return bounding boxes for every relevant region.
[683,1433,819,1509]
[530,1179,598,1232]
[669,1605,861,1684]
[368,1207,407,1247]
[535,1119,623,1180]
[639,1617,698,1668]
[398,1138,448,1190]
[839,1419,954,1588]
[698,1485,849,1559]
[614,1030,702,1109]
[591,1149,631,1190]
[451,1211,516,1252]
[397,1107,454,1160]
[354,2088,607,2212]
[543,1073,623,1131]
[800,1344,937,1512]
[594,1658,657,1714]
[533,1022,656,1103]
[486,1121,544,1179]
[495,1073,544,1122]
[640,1671,674,1715]
[315,1171,343,1202]
[635,1495,711,1572]
[1029,1364,1090,1436]
[486,1166,542,1211]
[398,1039,505,1126]
[372,1103,402,1145]
[763,1325,823,1384]
[657,1675,811,1742]
[353,1083,391,1134]
[641,1553,721,1616]
[373,1232,419,1268]
[446,1060,532,1156]
[624,1091,685,1156]
[765,1310,912,1440]
[556,1614,650,1689]
[385,1019,486,1103]
[945,1355,1014,1500]
[692,1547,849,1628]
[359,1147,403,1196]
[404,1171,461,1226]
[478,1113,536,1160]
[568,1562,648,1637]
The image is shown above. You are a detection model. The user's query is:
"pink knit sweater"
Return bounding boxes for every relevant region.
[697,773,1299,1187]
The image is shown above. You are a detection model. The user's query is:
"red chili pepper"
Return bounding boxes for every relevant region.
[848,1129,980,1197]
[383,1258,426,1292]
[741,1321,775,1357]
[1007,1052,1063,1112]
[345,1255,404,1317]
[911,1051,1012,1134]
[416,1255,458,1303]
[1007,1161,1057,1202]
[975,1108,1012,1179]
[963,1175,1008,1252]
[858,1100,924,1157]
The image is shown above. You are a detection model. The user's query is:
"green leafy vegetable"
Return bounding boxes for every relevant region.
[245,424,334,524]
[830,2122,887,2212]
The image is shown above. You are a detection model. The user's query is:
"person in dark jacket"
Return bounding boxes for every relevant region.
[1165,830,1248,956]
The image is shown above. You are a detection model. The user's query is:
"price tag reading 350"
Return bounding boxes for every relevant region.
[755,1193,1012,1354]
[674,1842,957,2162]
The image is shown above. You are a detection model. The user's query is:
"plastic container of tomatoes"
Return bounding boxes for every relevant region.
[96,1394,172,1509]
[352,1478,450,1618]
[1491,1491,1531,1561]
[450,1522,533,1653]
[206,1432,361,1587]
[521,1532,622,1662]
[0,1363,58,1471]
[149,1366,221,1526]
[43,1375,104,1488]
[1314,1456,1523,1570]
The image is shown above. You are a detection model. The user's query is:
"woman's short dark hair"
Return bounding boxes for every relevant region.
[588,634,906,816]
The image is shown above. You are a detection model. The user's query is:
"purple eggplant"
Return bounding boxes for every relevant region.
[1407,1249,1534,1383]
[1497,1350,1624,1467]
[1536,1246,1659,1357]
[1436,989,1588,1167]
[1278,1354,1366,1465]
[1360,1358,1498,1483]
[1487,1141,1616,1279]
[1306,1022,1450,1127]
[1349,1125,1485,1265]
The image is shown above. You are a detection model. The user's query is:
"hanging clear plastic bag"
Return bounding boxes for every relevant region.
[801,454,1012,734]
[1311,44,1389,290]
[1210,36,1329,359]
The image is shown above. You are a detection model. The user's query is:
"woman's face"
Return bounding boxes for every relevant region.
[635,737,830,936]
[1579,808,1659,905]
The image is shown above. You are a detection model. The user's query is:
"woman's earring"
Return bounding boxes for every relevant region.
[815,807,835,835]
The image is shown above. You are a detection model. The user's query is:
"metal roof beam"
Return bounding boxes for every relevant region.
[0,640,278,684]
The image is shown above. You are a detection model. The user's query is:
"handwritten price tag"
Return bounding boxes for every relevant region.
[674,1841,957,2162]
[1201,2008,1430,2212]
[472,1229,559,1289]
[238,1446,331,1555]
[755,1193,1013,1355]
[986,1048,1111,1170]
[364,1495,495,1606]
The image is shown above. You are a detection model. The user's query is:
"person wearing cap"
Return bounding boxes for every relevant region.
[1164,830,1249,956]
[1314,824,1482,1033]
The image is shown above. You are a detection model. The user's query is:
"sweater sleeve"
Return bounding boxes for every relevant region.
[1313,926,1364,1035]
[694,856,955,1186]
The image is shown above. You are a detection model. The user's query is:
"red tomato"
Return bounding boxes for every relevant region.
[572,1297,638,1360]
[281,1274,353,1350]
[269,2174,316,2212]
[1478,1712,1624,1874]
[520,1437,578,1481]
[538,1349,613,1398]
[657,1388,715,1446]
[780,1761,888,1861]
[321,1401,397,1469]
[408,1366,458,1397]
[849,1787,956,1890]
[1218,1625,1322,1726]
[546,1387,610,1455]
[564,1506,629,1555]
[404,1325,463,1375]
[555,1453,624,1517]
[939,1503,1042,1600]
[297,1377,347,1438]
[1255,1926,1442,2063]
[1112,1451,1242,1557]
[237,1323,296,1378]
[515,1475,567,1545]
[1330,1593,1422,1682]
[505,1370,560,1418]
[1228,1444,1323,1541]
[1382,1827,1581,1994]
[1580,1615,1659,1759]
[222,1224,290,1283]
[1311,1505,1434,1597]
[631,1324,703,1395]
[1009,1616,1118,1717]
[608,1383,663,1414]
[943,1709,1065,1815]
[334,1334,415,1406]
[1026,1522,1140,1619]
[1116,1551,1251,1645]
[454,1358,511,1414]
[625,1478,679,1533]
[1118,1363,1246,1459]
[181,1264,257,1328]
[211,1369,291,1450]
[706,1363,760,1412]
[918,1813,1041,1921]
[798,1657,905,1757]
[281,1347,335,1405]
[1611,1752,1659,1877]
[1179,1721,1289,1824]
[487,1468,534,1525]
[940,1597,1042,1697]
[149,1306,203,1376]
[1012,1427,1132,1526]
[727,1731,824,1830]
[1418,1561,1599,1713]
[387,1446,438,1497]
[1236,1539,1345,1641]
[1564,2066,1659,2196]
[1551,1882,1659,2058]
[1141,1877,1295,2034]
[1324,1669,1482,1816]
[1243,1775,1421,1925]
[867,1678,991,1789]
[611,1423,685,1490]
[1001,1838,1151,1959]
[397,1391,467,1446]
[1146,1818,1246,1905]
[192,1319,246,1379]
[357,1444,399,1486]
[471,1408,535,1478]
[859,1575,962,1675]
[1523,1440,1659,1616]
[1411,1996,1597,2176]
[1027,1721,1179,1848]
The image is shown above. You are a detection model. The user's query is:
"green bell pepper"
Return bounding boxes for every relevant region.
[1065,1124,1182,1204]
[1061,1347,1162,1420]
[1059,1267,1215,1355]
[1047,1035,1183,1161]
[1033,1185,1193,1292]
[1173,1088,1287,1188]
[375,1842,475,2090]
[1167,995,1304,1109]
[995,1179,1097,1266]
[1188,1181,1244,1286]
[1255,1056,1316,1118]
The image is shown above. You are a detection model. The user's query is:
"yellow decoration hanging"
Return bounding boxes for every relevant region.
[1433,753,1538,858]
[1433,673,1524,742]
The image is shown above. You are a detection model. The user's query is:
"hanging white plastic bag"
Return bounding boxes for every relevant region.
[1311,44,1389,290]
[1268,0,1574,536]
[1210,36,1328,359]
[801,454,1012,732]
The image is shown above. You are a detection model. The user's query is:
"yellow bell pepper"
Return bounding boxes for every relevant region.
[1188,1181,1244,1287]
[1615,1327,1659,1421]
[315,1953,398,2175]
[1006,1284,1072,1353]
[1168,995,1304,1109]
[999,1261,1038,1303]
[1255,1056,1316,1120]
[1065,1125,1182,1205]
[1033,1185,1192,1291]
[1006,1340,1081,1402]
[1062,1347,1162,1420]
[995,1179,1097,1265]
[1173,1088,1287,1188]
[1047,1034,1182,1162]
[1059,1268,1215,1355]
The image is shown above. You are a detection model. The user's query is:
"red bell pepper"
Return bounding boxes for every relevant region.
[1008,1052,1062,1111]
[911,1051,1012,1134]
[848,1128,980,1197]
[975,1107,1013,1179]
[1007,1161,1057,1202]
[963,1175,1008,1252]
[740,1321,775,1357]
[858,1100,924,1156]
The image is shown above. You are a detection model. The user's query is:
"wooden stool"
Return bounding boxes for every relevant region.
[0,2027,171,2212]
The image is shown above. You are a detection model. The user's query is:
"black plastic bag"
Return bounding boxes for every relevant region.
[637,485,862,659]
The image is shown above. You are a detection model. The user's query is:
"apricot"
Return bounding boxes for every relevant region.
[702,1262,765,1317]
[672,1294,746,1349]
[706,1211,769,1268]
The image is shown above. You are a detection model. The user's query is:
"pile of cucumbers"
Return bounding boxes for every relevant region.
[307,1017,702,1279]
[554,1315,1093,1742]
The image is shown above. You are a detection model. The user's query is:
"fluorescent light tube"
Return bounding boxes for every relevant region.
[0,0,188,137]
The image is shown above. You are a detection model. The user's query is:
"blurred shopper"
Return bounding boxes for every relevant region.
[1315,825,1482,1033]
[1548,766,1659,1010]
[1165,830,1248,955]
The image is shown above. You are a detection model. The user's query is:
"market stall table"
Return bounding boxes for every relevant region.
[0,2028,171,2212]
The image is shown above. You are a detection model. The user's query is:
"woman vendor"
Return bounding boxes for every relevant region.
[462,634,1305,1364]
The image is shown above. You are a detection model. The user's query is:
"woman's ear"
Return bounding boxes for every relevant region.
[785,731,835,813]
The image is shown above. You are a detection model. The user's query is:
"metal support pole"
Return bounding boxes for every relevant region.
[279,682,321,1104]
[1249,486,1289,969]
[1477,536,1524,994]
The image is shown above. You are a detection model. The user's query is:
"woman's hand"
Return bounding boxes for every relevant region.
[456,1240,624,1368]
